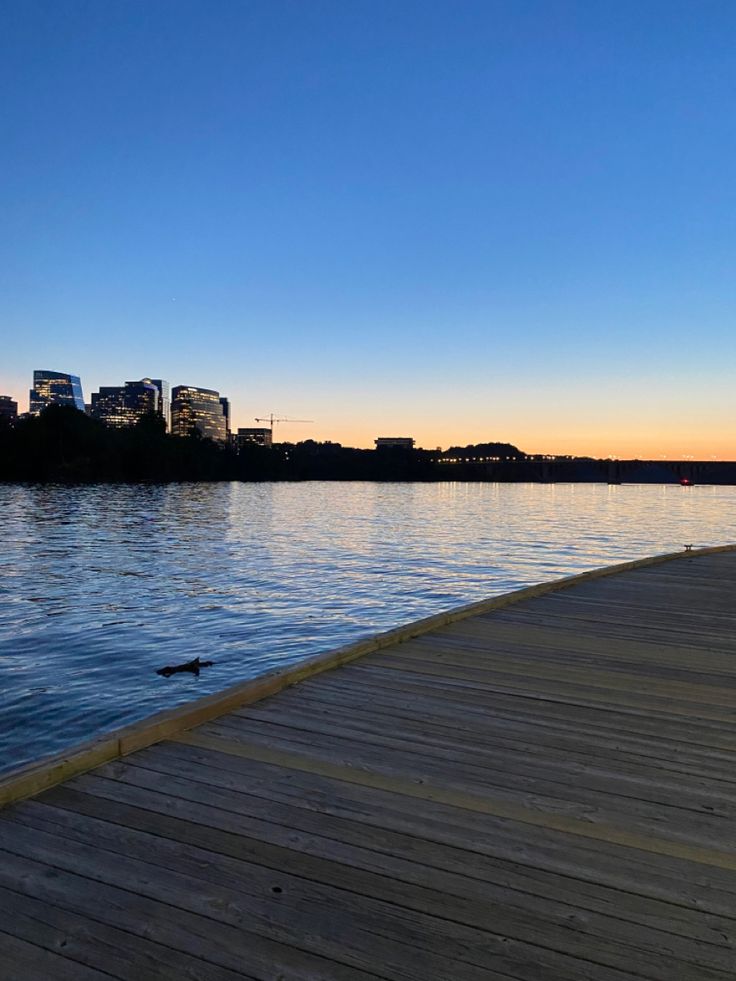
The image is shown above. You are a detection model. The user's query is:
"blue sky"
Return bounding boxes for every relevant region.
[2,0,734,455]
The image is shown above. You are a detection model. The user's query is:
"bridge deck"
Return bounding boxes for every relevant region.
[1,550,736,980]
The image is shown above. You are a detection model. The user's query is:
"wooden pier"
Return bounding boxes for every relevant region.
[1,546,736,980]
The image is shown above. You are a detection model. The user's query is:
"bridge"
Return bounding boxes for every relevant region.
[435,457,736,484]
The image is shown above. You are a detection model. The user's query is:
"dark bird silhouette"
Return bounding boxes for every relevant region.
[156,656,214,678]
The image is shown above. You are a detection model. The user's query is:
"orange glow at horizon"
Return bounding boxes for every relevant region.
[235,418,736,461]
[236,384,735,459]
[3,371,734,462]
[222,363,736,460]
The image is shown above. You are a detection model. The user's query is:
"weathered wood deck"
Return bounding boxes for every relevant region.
[1,547,736,980]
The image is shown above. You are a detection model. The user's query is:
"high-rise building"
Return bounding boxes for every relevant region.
[29,370,85,415]
[90,380,159,428]
[219,396,231,438]
[236,427,273,448]
[0,396,18,424]
[150,379,170,431]
[171,386,227,442]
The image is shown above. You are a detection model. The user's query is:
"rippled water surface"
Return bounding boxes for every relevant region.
[1,481,734,771]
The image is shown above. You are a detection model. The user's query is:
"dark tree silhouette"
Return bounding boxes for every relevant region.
[0,408,530,482]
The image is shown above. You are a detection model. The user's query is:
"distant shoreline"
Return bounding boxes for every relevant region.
[3,463,736,487]
[2,408,733,484]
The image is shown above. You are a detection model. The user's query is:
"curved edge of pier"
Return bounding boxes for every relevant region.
[2,541,735,809]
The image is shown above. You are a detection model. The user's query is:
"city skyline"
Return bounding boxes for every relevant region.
[2,2,735,459]
[3,362,731,460]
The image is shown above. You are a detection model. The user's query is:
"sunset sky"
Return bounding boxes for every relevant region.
[2,1,734,458]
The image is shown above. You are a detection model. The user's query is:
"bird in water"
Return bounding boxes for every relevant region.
[156,656,214,678]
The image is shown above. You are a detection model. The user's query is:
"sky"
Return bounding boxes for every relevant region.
[1,0,734,458]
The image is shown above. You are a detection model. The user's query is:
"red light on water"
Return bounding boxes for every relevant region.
[680,478,692,486]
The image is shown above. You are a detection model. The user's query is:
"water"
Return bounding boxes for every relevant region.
[1,481,734,773]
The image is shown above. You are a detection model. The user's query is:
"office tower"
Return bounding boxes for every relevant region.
[219,396,231,438]
[90,380,159,428]
[171,386,227,442]
[149,379,170,431]
[29,370,85,414]
[236,427,273,448]
[0,396,18,424]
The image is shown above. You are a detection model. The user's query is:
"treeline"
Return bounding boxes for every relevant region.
[445,441,526,460]
[0,406,526,482]
[0,407,234,482]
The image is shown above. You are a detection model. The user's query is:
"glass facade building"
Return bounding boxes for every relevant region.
[219,396,231,438]
[150,379,171,431]
[30,370,85,415]
[90,380,159,428]
[171,385,227,442]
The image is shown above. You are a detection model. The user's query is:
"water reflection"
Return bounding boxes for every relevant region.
[0,481,734,772]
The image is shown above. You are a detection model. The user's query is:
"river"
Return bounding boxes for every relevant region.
[1,480,734,772]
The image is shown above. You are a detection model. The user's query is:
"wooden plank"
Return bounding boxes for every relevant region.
[234,687,736,783]
[337,660,736,725]
[87,748,736,916]
[0,929,114,981]
[300,671,736,748]
[453,609,736,651]
[0,885,250,981]
[196,719,736,853]
[348,652,736,710]
[0,849,378,981]
[173,728,736,870]
[210,710,736,822]
[230,700,736,798]
[30,782,736,972]
[0,822,528,981]
[480,606,736,648]
[402,630,736,683]
[1,810,712,981]
[474,622,736,657]
[235,690,736,778]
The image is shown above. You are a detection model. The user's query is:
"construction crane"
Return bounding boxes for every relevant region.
[254,414,314,439]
